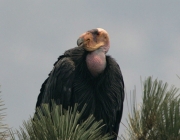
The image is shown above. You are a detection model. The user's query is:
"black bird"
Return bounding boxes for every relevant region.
[36,28,124,139]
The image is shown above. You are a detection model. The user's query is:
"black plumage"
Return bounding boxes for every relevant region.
[36,28,124,139]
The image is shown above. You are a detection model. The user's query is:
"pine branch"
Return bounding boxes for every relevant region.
[0,86,11,140]
[11,102,114,140]
[121,76,180,140]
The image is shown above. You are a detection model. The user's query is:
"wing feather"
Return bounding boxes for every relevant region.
[36,57,75,109]
[96,56,124,135]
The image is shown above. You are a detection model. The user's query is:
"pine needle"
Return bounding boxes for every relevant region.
[121,76,180,140]
[11,102,113,140]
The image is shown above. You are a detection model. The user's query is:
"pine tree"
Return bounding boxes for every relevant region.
[121,77,180,140]
[10,102,113,140]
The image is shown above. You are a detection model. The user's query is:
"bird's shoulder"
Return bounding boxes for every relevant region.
[37,47,84,107]
[105,55,123,75]
[53,47,86,66]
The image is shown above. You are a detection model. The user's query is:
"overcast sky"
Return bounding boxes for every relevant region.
[0,1,180,136]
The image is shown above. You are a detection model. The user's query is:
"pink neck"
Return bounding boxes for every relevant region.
[86,48,106,77]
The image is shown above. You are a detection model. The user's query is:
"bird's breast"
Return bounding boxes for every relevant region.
[86,52,106,77]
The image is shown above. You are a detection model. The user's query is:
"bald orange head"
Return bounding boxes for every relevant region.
[77,28,110,53]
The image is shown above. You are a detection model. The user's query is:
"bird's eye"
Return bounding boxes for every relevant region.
[86,39,90,42]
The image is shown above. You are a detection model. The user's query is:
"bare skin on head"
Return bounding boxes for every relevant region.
[77,28,110,76]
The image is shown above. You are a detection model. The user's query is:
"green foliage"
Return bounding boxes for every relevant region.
[121,77,180,140]
[0,87,9,140]
[2,76,180,140]
[10,102,113,140]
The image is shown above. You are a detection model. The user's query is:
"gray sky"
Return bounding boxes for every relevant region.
[0,1,180,136]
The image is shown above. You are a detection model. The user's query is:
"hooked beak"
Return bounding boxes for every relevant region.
[77,37,84,46]
[77,30,104,52]
[77,36,103,51]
